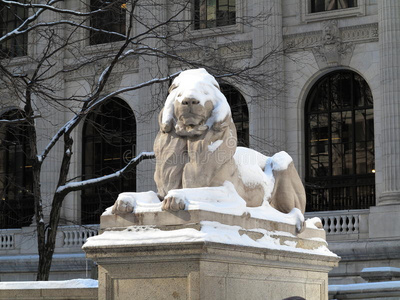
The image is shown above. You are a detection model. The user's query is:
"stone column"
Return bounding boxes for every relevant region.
[251,0,285,155]
[378,0,400,205]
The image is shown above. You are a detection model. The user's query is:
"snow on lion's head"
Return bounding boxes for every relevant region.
[161,68,232,136]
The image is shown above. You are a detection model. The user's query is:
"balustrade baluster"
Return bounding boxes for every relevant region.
[353,214,359,232]
[344,216,349,233]
[335,216,341,233]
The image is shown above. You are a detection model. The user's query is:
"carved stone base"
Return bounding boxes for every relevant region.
[84,211,339,300]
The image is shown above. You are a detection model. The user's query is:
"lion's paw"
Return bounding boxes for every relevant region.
[162,196,185,211]
[111,196,134,215]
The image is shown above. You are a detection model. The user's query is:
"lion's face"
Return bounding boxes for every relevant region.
[174,96,213,136]
[161,68,231,136]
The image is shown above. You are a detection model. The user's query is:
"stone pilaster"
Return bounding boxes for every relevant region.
[378,0,400,204]
[251,0,285,155]
[135,0,168,192]
[34,6,66,222]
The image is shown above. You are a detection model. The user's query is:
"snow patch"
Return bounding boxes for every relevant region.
[104,191,161,215]
[233,147,275,206]
[84,226,204,247]
[266,151,293,172]
[362,267,400,273]
[0,279,98,290]
[233,149,294,206]
[305,217,324,230]
[329,281,400,293]
[166,181,247,216]
[284,240,297,248]
[234,147,269,169]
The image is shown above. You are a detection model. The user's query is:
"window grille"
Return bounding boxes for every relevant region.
[0,1,28,58]
[90,0,126,45]
[0,110,34,228]
[81,98,136,224]
[221,84,249,147]
[305,71,375,211]
[310,0,357,13]
[193,0,236,30]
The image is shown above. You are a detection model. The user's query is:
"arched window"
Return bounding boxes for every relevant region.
[305,71,375,211]
[220,84,249,147]
[0,110,34,228]
[82,98,136,224]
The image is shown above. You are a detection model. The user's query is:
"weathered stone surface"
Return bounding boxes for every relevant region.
[86,210,338,300]
[100,210,326,248]
[86,239,338,300]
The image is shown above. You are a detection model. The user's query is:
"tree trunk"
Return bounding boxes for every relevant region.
[36,193,65,281]
[23,89,46,281]
[36,135,73,280]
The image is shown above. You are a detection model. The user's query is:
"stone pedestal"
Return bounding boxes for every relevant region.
[84,211,339,300]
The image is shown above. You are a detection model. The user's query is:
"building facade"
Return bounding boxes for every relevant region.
[1,0,400,284]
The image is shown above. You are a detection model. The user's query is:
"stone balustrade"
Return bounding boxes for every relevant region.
[60,226,99,248]
[0,229,18,250]
[0,225,99,254]
[305,209,370,241]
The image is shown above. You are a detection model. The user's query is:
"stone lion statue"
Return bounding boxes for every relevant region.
[153,68,306,215]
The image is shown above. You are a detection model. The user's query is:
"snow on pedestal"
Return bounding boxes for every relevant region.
[0,279,98,300]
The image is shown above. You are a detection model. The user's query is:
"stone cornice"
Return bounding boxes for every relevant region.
[64,58,139,82]
[169,40,253,68]
[283,23,378,51]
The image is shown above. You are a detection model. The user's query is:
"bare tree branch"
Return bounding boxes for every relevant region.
[56,152,155,196]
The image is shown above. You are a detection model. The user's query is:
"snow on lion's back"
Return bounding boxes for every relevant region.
[161,68,232,128]
[234,148,294,202]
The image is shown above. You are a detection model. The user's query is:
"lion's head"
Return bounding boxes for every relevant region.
[161,69,231,137]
